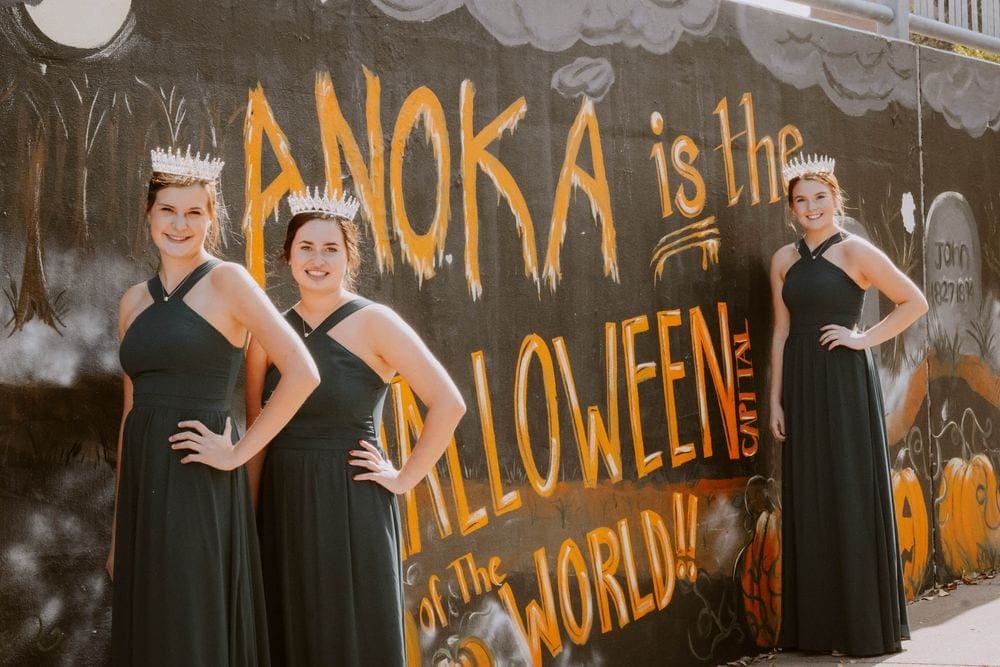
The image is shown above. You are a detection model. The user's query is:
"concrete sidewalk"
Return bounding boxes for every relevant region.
[748,578,1000,666]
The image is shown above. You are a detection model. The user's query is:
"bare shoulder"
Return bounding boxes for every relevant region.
[357,303,425,347]
[120,281,149,308]
[118,281,152,334]
[840,234,889,262]
[358,301,404,328]
[209,260,254,284]
[207,260,259,295]
[119,281,151,318]
[770,242,799,277]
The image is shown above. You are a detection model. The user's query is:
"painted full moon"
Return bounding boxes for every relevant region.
[25,0,132,49]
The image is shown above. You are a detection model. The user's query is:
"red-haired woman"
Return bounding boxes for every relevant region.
[769,155,926,657]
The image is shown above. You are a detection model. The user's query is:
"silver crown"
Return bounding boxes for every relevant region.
[782,153,835,183]
[150,145,224,181]
[287,186,361,220]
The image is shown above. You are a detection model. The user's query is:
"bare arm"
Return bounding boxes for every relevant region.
[350,307,466,494]
[819,239,929,350]
[769,247,793,442]
[244,336,270,506]
[171,264,319,470]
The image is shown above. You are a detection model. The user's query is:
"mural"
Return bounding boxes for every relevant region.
[0,0,997,665]
[917,46,1000,594]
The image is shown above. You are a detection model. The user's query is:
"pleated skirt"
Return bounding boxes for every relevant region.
[257,438,405,667]
[112,402,269,666]
[779,335,909,656]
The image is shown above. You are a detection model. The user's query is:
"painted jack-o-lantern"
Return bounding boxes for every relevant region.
[406,609,495,667]
[937,454,1000,576]
[892,467,930,601]
[431,636,494,667]
[741,507,782,647]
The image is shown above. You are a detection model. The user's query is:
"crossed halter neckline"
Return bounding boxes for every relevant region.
[153,259,220,302]
[798,231,845,260]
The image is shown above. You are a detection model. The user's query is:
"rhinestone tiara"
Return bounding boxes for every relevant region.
[150,145,224,181]
[287,185,361,221]
[782,153,835,184]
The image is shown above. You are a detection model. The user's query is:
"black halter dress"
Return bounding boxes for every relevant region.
[778,232,909,656]
[115,259,269,666]
[257,298,404,666]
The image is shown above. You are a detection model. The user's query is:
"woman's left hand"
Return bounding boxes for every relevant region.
[350,440,406,494]
[819,324,867,351]
[170,418,239,470]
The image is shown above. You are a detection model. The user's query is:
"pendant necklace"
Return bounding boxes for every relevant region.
[160,266,197,302]
[298,296,347,338]
[806,232,840,260]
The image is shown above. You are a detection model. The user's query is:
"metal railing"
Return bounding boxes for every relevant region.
[793,0,1000,52]
[912,0,1000,37]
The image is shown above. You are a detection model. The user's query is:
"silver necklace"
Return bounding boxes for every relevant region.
[806,232,840,260]
[297,298,348,338]
[300,315,314,338]
[160,267,198,302]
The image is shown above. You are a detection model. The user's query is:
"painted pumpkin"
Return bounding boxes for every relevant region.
[740,507,782,647]
[937,454,1000,576]
[406,608,494,667]
[431,635,494,667]
[892,466,930,601]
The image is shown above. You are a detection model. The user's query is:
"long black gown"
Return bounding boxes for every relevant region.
[114,259,269,665]
[778,232,910,656]
[257,298,405,667]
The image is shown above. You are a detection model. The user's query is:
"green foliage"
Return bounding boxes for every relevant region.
[859,185,919,375]
[910,33,1000,64]
[966,302,998,368]
[931,321,964,371]
[954,44,1000,64]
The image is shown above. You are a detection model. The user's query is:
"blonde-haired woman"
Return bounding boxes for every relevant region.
[111,148,319,665]
[769,155,926,657]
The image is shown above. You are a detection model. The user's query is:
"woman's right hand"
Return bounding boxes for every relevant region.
[770,404,786,442]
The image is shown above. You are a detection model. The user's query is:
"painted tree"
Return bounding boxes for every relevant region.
[859,185,921,374]
[199,88,244,248]
[6,100,63,334]
[68,74,109,247]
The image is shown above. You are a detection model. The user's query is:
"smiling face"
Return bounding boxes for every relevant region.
[789,176,841,233]
[288,218,352,293]
[147,183,215,260]
[283,212,361,292]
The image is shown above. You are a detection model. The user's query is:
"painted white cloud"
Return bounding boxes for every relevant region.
[551,57,615,102]
[371,0,720,53]
[371,0,462,20]
[920,48,1000,138]
[734,3,917,117]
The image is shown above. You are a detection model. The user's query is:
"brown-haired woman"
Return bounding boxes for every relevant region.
[241,189,465,665]
[769,155,926,657]
[111,148,319,665]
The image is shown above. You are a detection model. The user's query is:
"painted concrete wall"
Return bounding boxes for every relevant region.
[0,0,997,664]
